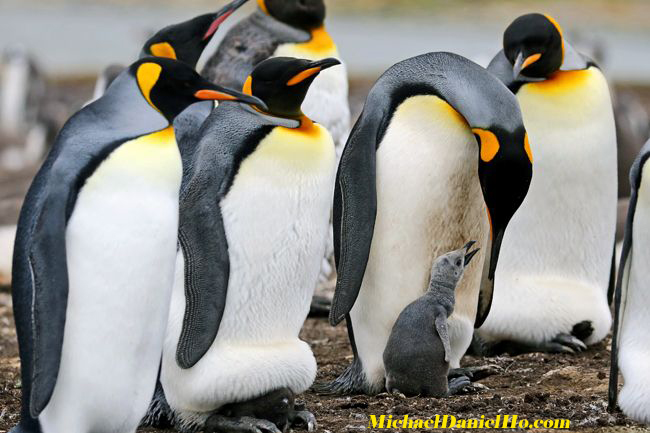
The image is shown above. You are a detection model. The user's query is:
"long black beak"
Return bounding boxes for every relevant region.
[309,57,342,70]
[474,226,506,328]
[463,241,480,266]
[512,52,525,79]
[194,81,268,111]
[203,0,249,40]
[287,58,341,86]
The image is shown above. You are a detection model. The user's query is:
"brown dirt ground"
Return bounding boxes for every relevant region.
[0,288,648,433]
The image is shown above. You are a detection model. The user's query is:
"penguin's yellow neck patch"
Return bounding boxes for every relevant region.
[274,26,338,60]
[136,62,162,113]
[246,119,334,172]
[150,42,177,60]
[523,68,594,95]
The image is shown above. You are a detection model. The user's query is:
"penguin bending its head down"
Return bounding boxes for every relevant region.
[384,242,480,397]
[477,13,617,354]
[9,57,264,433]
[609,138,650,424]
[157,56,340,433]
[318,52,532,395]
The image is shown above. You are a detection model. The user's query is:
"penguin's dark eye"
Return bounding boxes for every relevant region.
[456,260,462,267]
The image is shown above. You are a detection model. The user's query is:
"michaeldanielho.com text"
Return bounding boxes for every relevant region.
[368,414,570,429]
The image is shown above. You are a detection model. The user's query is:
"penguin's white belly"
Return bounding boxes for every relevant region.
[40,129,182,433]
[617,164,650,423]
[479,67,616,345]
[162,124,335,421]
[349,95,489,390]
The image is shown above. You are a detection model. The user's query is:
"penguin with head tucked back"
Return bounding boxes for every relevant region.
[476,13,617,355]
[158,56,340,433]
[609,138,650,424]
[9,57,264,433]
[316,52,532,395]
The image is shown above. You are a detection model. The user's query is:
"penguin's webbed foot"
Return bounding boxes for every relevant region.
[204,415,282,433]
[289,404,317,432]
[448,375,489,396]
[448,364,501,381]
[540,333,587,354]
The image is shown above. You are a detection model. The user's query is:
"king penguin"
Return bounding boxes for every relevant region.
[477,13,617,353]
[319,52,533,395]
[202,0,351,286]
[609,138,650,424]
[9,57,264,433]
[157,56,340,433]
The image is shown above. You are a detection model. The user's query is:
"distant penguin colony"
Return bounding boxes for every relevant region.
[5,1,646,432]
[477,13,617,355]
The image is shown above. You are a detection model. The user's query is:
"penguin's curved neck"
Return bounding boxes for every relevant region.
[249,9,311,43]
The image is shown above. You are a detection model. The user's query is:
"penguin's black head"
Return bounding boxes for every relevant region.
[132,57,266,122]
[503,13,564,79]
[243,56,340,119]
[473,125,532,280]
[141,0,248,67]
[258,0,325,30]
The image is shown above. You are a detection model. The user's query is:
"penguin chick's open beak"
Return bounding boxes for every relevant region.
[287,58,341,86]
[195,84,268,111]
[463,240,480,266]
[512,52,541,79]
[203,0,249,40]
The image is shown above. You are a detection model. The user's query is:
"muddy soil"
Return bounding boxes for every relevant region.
[0,291,647,433]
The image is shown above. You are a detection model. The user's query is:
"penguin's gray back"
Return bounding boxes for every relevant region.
[383,296,448,397]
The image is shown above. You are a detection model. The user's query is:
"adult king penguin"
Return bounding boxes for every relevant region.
[10,57,264,433]
[477,13,617,353]
[321,52,532,395]
[159,56,340,433]
[202,0,351,286]
[609,138,650,424]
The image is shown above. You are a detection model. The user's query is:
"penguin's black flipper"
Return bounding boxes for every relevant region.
[27,173,74,416]
[175,191,230,369]
[174,104,274,369]
[328,95,384,326]
[608,141,650,411]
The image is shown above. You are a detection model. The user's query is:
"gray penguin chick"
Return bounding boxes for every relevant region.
[383,241,480,397]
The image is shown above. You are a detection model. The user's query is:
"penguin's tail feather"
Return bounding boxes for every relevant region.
[312,357,374,395]
[140,381,173,429]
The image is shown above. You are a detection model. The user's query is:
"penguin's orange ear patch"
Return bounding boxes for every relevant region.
[149,42,177,60]
[257,0,269,14]
[136,62,163,112]
[544,14,565,61]
[287,67,322,86]
[472,128,500,163]
[524,133,534,163]
[243,76,253,96]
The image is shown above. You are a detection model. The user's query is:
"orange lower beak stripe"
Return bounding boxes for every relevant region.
[194,90,238,101]
[522,53,542,70]
[287,67,322,86]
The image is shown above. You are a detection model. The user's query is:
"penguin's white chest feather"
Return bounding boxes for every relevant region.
[162,123,335,417]
[349,95,489,389]
[40,127,182,433]
[480,67,616,345]
[617,164,650,423]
